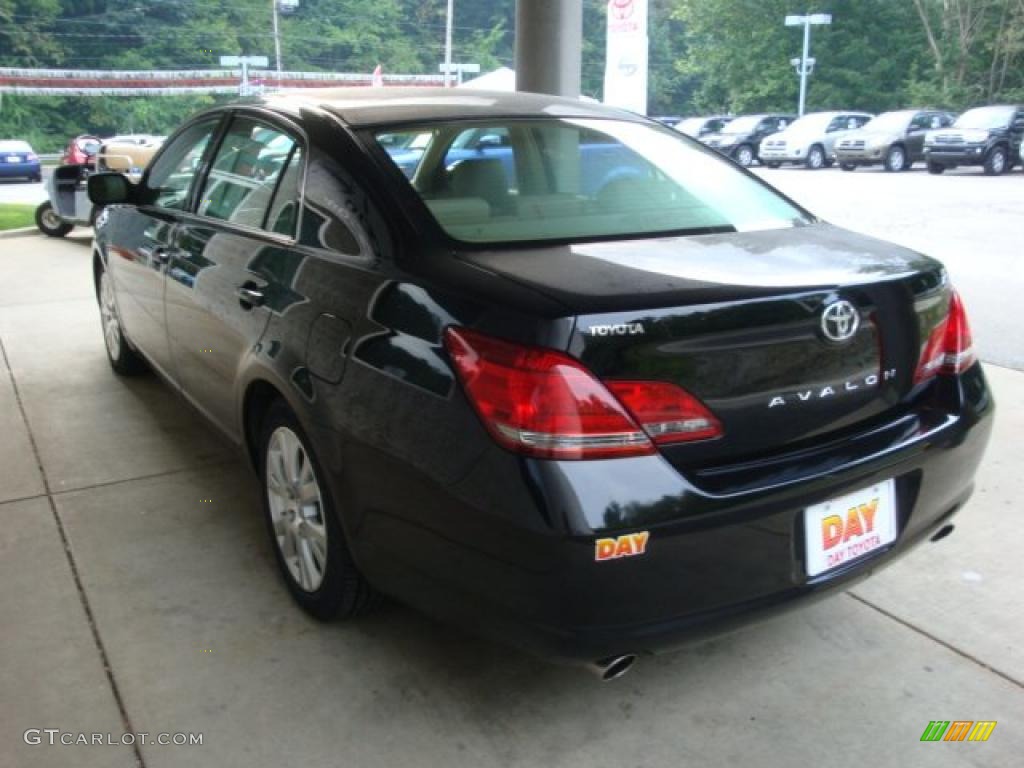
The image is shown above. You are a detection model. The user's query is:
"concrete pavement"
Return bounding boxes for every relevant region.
[2,231,1022,767]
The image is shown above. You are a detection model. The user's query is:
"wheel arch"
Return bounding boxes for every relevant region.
[242,378,286,470]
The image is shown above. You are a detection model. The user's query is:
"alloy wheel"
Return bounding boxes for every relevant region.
[99,272,122,360]
[265,426,329,592]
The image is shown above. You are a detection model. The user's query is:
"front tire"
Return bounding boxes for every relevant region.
[733,144,755,167]
[805,145,826,169]
[259,400,378,621]
[35,201,73,237]
[884,145,907,172]
[97,267,147,375]
[983,146,1008,176]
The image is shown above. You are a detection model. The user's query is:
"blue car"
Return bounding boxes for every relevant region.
[0,140,42,182]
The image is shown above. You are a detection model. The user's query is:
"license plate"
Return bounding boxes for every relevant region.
[5,156,20,163]
[804,480,897,577]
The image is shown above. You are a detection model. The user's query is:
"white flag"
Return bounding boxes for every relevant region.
[603,0,648,115]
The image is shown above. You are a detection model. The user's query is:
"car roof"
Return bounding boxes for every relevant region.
[259,87,644,127]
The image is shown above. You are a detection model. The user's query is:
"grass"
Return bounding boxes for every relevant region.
[0,203,36,231]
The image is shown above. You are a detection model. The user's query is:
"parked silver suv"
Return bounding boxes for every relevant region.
[759,111,873,169]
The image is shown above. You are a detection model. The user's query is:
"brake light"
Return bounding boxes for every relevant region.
[914,290,976,383]
[606,381,722,444]
[444,327,722,459]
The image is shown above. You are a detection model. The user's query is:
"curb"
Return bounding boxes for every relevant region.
[0,226,40,240]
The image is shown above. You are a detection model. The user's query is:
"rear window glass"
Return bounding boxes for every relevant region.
[0,141,33,153]
[375,118,809,244]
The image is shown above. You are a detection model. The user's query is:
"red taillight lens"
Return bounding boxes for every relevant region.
[606,381,722,444]
[914,289,976,383]
[444,327,722,459]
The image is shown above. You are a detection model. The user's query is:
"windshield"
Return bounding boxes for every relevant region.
[722,116,763,134]
[783,113,835,133]
[954,106,1014,129]
[864,111,913,132]
[375,118,809,244]
[676,118,708,136]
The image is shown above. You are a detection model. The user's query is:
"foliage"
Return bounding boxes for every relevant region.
[1,0,1021,151]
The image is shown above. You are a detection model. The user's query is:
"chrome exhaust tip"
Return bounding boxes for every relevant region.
[589,654,637,682]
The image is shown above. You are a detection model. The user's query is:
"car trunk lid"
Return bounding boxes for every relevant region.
[459,223,949,464]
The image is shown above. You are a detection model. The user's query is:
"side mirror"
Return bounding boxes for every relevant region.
[88,172,133,205]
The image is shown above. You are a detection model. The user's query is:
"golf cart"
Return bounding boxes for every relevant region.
[35,135,162,238]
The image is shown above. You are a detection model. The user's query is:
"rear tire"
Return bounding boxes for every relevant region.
[927,162,945,175]
[258,399,379,621]
[805,145,826,170]
[97,266,147,375]
[884,145,907,172]
[35,201,73,237]
[983,146,1008,176]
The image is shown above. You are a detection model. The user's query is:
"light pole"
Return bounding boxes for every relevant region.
[784,13,831,116]
[444,0,454,87]
[272,0,282,86]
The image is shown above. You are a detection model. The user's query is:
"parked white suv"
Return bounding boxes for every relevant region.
[759,111,873,169]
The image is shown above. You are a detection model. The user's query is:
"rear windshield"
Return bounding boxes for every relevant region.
[0,140,33,153]
[374,118,809,244]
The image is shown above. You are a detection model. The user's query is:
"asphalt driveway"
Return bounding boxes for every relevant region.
[2,231,1021,768]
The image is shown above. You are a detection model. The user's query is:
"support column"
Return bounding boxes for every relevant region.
[514,0,582,98]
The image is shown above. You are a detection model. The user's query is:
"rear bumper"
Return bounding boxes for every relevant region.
[0,162,40,178]
[351,365,994,663]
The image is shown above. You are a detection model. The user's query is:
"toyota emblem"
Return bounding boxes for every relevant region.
[821,300,860,342]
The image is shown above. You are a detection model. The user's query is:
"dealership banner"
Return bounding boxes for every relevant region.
[603,0,648,115]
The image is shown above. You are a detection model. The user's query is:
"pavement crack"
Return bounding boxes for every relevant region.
[0,337,147,768]
[847,592,1023,689]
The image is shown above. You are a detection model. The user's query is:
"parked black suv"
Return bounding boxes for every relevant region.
[924,105,1024,175]
[835,109,956,172]
[699,113,795,167]
[675,115,733,138]
[86,89,993,677]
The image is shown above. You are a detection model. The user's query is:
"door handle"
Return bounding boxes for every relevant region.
[152,247,171,266]
[236,283,266,308]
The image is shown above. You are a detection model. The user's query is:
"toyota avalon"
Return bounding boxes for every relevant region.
[87,89,993,679]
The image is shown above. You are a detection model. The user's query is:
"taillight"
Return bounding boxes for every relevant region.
[26,153,38,162]
[914,290,976,383]
[606,381,722,444]
[444,327,721,459]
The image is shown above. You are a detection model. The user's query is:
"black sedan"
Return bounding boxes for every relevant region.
[88,89,993,679]
[699,113,795,166]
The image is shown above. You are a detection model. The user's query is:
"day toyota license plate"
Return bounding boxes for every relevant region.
[804,480,897,577]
